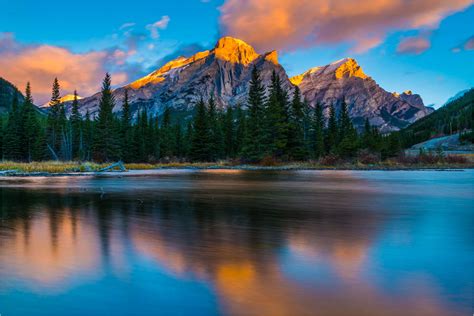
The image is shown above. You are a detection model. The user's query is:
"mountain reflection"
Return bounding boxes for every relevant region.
[0,171,471,316]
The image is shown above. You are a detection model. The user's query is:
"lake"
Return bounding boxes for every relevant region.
[0,170,473,316]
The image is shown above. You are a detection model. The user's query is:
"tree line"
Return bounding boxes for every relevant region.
[1,68,403,163]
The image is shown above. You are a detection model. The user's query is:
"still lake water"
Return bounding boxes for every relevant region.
[0,170,472,316]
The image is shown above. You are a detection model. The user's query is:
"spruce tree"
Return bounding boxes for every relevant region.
[224,106,235,158]
[337,101,358,157]
[21,83,44,161]
[264,71,289,158]
[3,95,22,160]
[46,78,62,157]
[70,90,83,160]
[190,98,211,161]
[288,85,306,160]
[207,95,224,160]
[93,73,121,162]
[120,89,133,162]
[241,66,266,162]
[326,105,338,154]
[313,103,325,158]
[235,104,246,156]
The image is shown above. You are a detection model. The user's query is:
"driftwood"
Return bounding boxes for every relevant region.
[97,161,127,172]
[47,144,59,161]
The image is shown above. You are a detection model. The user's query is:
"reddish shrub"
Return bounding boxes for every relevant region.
[319,154,340,166]
[260,156,280,166]
[444,155,468,164]
[357,150,380,164]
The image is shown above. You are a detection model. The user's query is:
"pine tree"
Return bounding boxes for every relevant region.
[46,78,62,157]
[337,101,358,157]
[241,66,266,161]
[313,103,325,158]
[235,104,246,156]
[3,95,22,160]
[326,105,338,154]
[190,98,211,161]
[288,85,306,160]
[160,106,174,158]
[120,89,133,162]
[70,91,83,160]
[20,83,44,161]
[264,71,289,158]
[93,73,121,162]
[207,95,224,160]
[224,106,235,158]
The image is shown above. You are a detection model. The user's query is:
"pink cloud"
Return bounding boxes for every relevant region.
[0,33,128,104]
[396,36,431,55]
[219,0,472,53]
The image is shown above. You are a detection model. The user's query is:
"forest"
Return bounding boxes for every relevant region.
[0,68,471,164]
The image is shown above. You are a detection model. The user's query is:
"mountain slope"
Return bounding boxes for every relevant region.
[72,37,431,131]
[73,37,290,119]
[290,58,433,132]
[41,94,83,109]
[0,77,24,114]
[400,88,473,147]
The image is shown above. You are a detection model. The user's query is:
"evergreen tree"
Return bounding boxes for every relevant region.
[207,95,224,160]
[93,73,121,162]
[160,106,174,158]
[3,95,22,160]
[326,105,338,154]
[20,83,44,161]
[337,101,358,157]
[70,90,83,160]
[312,103,325,158]
[287,85,306,160]
[241,66,266,161]
[46,78,63,157]
[190,98,211,161]
[223,106,235,158]
[234,104,246,156]
[264,71,289,158]
[120,89,133,162]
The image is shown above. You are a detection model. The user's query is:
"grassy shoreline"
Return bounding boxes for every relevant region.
[0,160,473,176]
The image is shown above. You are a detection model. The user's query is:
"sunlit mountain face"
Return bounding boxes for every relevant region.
[56,37,432,132]
[0,171,472,316]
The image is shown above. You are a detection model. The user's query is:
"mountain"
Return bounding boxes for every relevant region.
[41,94,82,108]
[0,77,24,114]
[400,88,473,147]
[290,58,433,132]
[72,37,290,120]
[71,37,431,131]
[442,89,469,106]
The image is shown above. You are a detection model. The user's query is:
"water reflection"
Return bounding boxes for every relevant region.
[0,170,472,316]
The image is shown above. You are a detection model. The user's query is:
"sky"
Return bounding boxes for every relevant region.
[0,0,473,106]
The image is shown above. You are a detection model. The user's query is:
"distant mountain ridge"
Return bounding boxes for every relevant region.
[0,77,24,114]
[31,37,432,131]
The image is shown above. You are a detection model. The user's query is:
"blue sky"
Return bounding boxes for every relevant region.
[0,0,473,106]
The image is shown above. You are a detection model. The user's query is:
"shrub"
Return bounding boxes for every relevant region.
[319,154,340,166]
[357,150,381,164]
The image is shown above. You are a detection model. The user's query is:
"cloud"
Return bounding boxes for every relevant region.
[219,0,472,53]
[452,35,474,52]
[119,22,136,30]
[146,16,170,39]
[154,42,207,68]
[0,33,128,104]
[396,36,431,55]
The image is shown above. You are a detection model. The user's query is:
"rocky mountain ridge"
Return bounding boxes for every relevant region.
[67,37,431,131]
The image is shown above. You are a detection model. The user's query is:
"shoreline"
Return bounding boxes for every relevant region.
[1,164,473,177]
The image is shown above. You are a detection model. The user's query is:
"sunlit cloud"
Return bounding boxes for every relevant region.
[0,33,128,104]
[397,36,431,55]
[146,16,170,39]
[219,0,472,53]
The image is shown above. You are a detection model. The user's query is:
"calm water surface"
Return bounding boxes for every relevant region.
[0,170,473,316]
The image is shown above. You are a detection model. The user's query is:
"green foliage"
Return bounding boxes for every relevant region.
[93,73,121,162]
[190,98,211,161]
[400,88,473,147]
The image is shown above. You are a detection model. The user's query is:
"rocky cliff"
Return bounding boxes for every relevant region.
[290,58,433,132]
[71,37,432,131]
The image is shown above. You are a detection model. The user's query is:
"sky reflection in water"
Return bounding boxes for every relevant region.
[0,170,472,316]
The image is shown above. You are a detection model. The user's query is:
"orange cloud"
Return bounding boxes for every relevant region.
[219,0,472,53]
[397,36,431,55]
[0,33,128,104]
